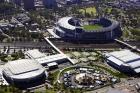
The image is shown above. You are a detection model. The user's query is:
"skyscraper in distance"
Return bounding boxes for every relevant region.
[43,0,57,9]
[23,0,35,10]
[13,0,21,6]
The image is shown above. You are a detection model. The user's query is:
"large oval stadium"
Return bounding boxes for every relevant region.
[54,17,122,42]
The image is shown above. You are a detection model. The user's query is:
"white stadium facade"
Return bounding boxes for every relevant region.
[105,50,140,75]
[2,59,46,89]
[54,17,122,43]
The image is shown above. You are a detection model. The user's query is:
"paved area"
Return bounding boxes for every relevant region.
[85,78,139,93]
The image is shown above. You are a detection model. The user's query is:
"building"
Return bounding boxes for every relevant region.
[105,50,140,75]
[65,0,81,5]
[14,13,31,24]
[0,0,4,3]
[135,82,140,92]
[47,62,58,70]
[54,17,122,43]
[13,0,21,6]
[43,0,57,8]
[2,59,46,89]
[25,49,68,66]
[23,0,35,10]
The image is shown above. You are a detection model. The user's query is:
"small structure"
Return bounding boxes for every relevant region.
[47,62,58,70]
[135,82,140,92]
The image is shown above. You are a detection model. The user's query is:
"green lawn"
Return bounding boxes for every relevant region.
[83,24,103,31]
[79,7,96,15]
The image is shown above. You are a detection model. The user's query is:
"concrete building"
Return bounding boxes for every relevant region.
[25,49,68,66]
[43,0,57,8]
[0,0,4,3]
[2,59,46,89]
[13,0,21,6]
[105,50,140,75]
[65,0,81,5]
[23,0,35,10]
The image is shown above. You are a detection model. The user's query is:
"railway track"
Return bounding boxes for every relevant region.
[50,40,140,49]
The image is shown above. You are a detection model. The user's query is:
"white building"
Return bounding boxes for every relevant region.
[105,50,140,74]
[2,59,46,89]
[25,49,68,66]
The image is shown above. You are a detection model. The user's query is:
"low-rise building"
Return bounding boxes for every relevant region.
[105,50,140,75]
[25,49,68,66]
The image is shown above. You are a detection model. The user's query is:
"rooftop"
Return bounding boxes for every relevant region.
[57,17,76,30]
[25,49,67,64]
[25,49,46,59]
[106,50,140,73]
[3,59,45,79]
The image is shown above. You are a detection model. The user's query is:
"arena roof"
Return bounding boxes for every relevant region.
[57,17,76,30]
[106,50,140,73]
[3,59,45,79]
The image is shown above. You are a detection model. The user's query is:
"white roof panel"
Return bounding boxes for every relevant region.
[107,50,140,73]
[109,50,140,62]
[120,54,140,62]
[128,60,140,68]
[107,56,124,66]
[58,17,76,30]
[134,68,140,73]
[3,59,45,80]
[36,54,67,64]
[47,62,58,67]
[25,49,46,59]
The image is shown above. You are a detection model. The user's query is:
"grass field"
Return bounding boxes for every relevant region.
[79,7,96,15]
[83,24,103,31]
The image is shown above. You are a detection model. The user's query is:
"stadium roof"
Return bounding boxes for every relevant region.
[57,17,76,30]
[106,50,140,73]
[3,59,45,79]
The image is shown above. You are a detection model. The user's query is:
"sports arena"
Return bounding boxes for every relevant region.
[2,59,46,89]
[54,17,122,43]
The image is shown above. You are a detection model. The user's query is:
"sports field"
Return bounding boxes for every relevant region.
[83,24,103,31]
[79,7,97,15]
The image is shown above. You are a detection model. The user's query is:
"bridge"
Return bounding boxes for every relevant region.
[115,39,140,53]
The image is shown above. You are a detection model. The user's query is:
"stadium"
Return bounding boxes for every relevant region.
[2,59,47,89]
[54,17,122,43]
